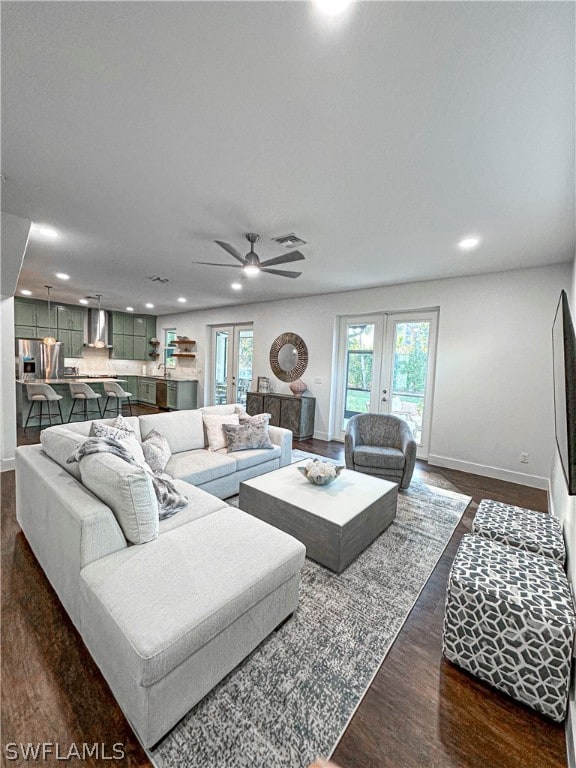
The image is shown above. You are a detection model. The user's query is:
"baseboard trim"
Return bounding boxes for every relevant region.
[1,457,15,472]
[427,454,548,490]
[313,431,331,442]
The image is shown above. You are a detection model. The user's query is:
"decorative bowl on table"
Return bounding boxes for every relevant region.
[298,459,345,486]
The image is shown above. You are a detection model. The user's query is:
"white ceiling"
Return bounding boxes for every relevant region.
[2,1,574,315]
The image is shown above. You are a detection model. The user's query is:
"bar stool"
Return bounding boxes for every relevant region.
[24,383,64,430]
[68,382,102,422]
[102,381,133,417]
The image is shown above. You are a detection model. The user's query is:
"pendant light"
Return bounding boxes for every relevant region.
[42,285,57,346]
[94,294,106,348]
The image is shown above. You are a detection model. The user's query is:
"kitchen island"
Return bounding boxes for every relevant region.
[16,376,198,426]
[16,379,127,426]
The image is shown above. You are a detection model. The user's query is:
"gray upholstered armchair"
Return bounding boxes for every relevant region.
[344,413,417,490]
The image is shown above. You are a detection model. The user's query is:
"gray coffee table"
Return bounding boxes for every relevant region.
[239,462,398,573]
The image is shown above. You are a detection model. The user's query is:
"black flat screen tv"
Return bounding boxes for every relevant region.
[552,290,576,495]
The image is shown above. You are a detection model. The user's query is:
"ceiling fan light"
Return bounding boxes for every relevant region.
[244,265,260,277]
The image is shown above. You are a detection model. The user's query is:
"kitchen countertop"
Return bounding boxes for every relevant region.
[16,378,127,385]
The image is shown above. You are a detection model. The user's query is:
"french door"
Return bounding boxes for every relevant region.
[211,324,254,407]
[335,311,438,458]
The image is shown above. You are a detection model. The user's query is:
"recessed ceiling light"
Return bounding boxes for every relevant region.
[458,236,481,251]
[145,302,154,309]
[313,0,353,15]
[20,289,32,296]
[79,299,89,305]
[31,223,59,239]
[56,272,70,280]
[177,297,187,303]
[231,282,243,291]
[126,306,134,312]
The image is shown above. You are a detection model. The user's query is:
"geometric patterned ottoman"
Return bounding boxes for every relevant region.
[442,534,575,721]
[472,499,565,565]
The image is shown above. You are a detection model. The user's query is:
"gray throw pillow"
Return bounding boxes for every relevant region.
[90,421,147,467]
[142,429,172,473]
[223,421,273,452]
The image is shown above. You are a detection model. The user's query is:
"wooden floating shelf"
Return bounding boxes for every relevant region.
[173,353,195,358]
[168,340,196,346]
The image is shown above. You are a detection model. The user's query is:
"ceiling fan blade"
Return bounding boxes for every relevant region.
[195,261,244,269]
[259,251,305,267]
[261,268,302,279]
[214,240,246,264]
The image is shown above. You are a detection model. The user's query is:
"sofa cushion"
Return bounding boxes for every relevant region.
[64,417,142,441]
[40,426,86,481]
[165,449,237,485]
[139,410,204,453]
[226,445,281,471]
[353,445,406,470]
[79,452,159,544]
[200,404,238,417]
[79,507,306,686]
[203,414,240,451]
[158,480,228,534]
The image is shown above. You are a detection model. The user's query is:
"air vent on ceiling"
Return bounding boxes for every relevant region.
[147,275,170,283]
[272,233,307,248]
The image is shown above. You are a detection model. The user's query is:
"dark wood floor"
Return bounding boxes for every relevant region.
[1,415,566,768]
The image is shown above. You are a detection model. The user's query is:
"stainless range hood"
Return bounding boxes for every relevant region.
[85,308,113,348]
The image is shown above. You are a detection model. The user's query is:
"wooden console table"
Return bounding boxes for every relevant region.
[246,392,316,440]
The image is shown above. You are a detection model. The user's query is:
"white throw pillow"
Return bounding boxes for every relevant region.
[79,452,159,544]
[202,414,240,452]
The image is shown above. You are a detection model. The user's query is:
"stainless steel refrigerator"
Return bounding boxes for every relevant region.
[16,338,64,380]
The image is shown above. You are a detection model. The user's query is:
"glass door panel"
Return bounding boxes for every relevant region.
[211,324,253,405]
[336,311,437,457]
[381,313,438,457]
[213,329,230,404]
[236,328,254,407]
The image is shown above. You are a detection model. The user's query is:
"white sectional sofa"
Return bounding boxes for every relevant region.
[16,406,305,748]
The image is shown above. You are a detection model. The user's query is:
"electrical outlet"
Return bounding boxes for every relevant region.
[314,377,322,384]
[520,452,529,464]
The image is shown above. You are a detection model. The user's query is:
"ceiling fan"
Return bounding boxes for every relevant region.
[196,233,305,279]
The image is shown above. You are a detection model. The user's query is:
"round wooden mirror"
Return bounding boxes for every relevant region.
[269,332,309,382]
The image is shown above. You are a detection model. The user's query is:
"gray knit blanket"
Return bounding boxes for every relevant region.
[67,436,187,520]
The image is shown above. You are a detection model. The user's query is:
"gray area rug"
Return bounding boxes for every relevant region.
[150,456,471,768]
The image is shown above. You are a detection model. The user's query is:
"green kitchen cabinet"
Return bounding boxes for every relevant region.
[123,314,134,335]
[133,336,148,360]
[58,329,84,358]
[167,380,197,410]
[15,325,37,338]
[124,376,138,399]
[14,299,37,326]
[35,302,58,329]
[133,316,147,336]
[111,334,125,359]
[146,316,156,341]
[123,335,134,360]
[14,298,57,331]
[56,305,84,331]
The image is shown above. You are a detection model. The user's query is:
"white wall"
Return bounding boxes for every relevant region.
[157,263,569,488]
[1,211,31,472]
